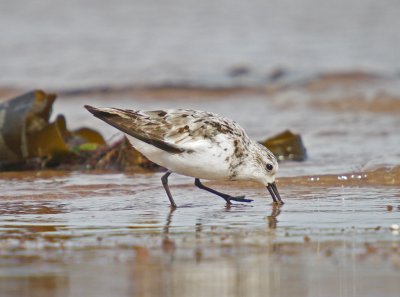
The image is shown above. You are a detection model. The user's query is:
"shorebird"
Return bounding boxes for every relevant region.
[85,105,283,208]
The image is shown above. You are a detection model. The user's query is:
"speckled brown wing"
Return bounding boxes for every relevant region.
[85,106,249,154]
[160,109,249,144]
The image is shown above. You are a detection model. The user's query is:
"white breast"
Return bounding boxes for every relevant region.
[126,134,234,180]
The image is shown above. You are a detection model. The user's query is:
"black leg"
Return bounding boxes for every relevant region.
[194,178,253,204]
[161,171,177,208]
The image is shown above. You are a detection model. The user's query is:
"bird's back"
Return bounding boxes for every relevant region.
[85,106,253,179]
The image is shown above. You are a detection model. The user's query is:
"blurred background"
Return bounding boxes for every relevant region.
[1,0,400,89]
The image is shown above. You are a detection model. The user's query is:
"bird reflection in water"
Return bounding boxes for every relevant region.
[162,208,176,254]
[266,204,281,229]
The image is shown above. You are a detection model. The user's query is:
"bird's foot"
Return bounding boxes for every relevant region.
[272,201,284,207]
[225,195,253,203]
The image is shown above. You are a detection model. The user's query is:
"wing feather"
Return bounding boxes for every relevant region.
[85,106,249,154]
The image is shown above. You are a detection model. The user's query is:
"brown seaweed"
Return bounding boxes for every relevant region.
[0,90,307,171]
[260,130,307,161]
[0,90,105,170]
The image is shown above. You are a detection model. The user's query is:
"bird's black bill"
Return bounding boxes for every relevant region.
[267,182,284,204]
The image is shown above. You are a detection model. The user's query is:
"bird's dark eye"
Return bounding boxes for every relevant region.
[266,164,274,171]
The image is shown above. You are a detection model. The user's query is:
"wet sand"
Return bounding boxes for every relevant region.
[0,171,399,297]
[1,74,400,296]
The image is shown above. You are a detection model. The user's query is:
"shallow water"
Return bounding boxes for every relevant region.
[0,171,399,297]
[1,172,399,240]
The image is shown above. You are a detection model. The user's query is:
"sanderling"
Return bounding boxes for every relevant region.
[85,105,283,208]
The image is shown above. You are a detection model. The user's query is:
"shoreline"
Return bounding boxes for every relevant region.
[0,70,391,100]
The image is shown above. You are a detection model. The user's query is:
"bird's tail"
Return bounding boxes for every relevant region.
[84,105,137,133]
[84,105,184,153]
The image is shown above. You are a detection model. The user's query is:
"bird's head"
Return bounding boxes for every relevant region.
[255,144,283,204]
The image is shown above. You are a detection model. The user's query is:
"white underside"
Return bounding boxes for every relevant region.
[126,135,232,180]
